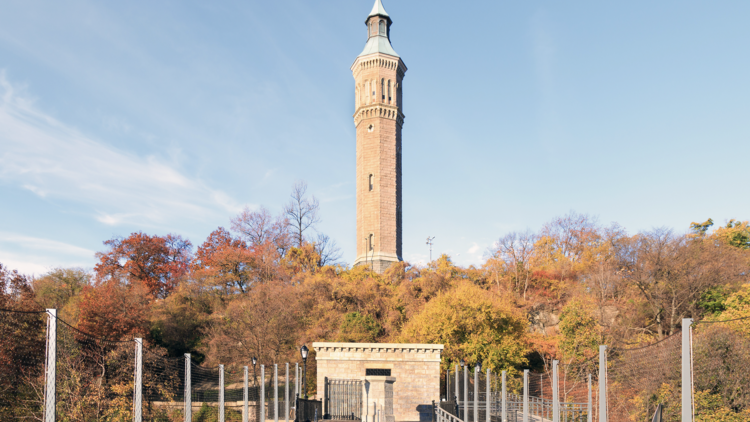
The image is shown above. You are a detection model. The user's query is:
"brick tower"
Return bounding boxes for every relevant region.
[351,0,406,273]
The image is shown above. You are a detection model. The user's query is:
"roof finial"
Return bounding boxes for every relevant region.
[369,0,389,18]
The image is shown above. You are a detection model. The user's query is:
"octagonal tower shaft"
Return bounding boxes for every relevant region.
[352,1,406,274]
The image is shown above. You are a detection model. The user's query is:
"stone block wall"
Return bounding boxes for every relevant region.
[313,342,443,422]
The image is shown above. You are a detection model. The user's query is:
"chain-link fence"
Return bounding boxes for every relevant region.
[445,364,591,422]
[0,308,46,420]
[0,308,301,422]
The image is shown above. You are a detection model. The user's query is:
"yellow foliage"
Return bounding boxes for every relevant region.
[398,281,528,376]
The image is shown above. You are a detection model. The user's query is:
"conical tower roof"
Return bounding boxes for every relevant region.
[368,0,389,18]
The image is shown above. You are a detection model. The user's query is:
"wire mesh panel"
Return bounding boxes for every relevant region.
[0,309,47,420]
[606,333,681,422]
[223,366,246,422]
[142,346,184,421]
[54,316,136,420]
[191,363,221,420]
[692,320,750,420]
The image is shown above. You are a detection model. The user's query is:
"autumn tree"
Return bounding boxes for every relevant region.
[398,282,529,375]
[714,219,750,249]
[204,281,301,367]
[192,227,257,295]
[618,228,748,339]
[487,231,537,298]
[33,267,89,321]
[94,232,192,298]
[76,278,151,339]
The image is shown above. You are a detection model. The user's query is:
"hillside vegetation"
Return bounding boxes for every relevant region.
[2,184,749,411]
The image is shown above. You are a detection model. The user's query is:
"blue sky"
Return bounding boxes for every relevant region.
[1,0,748,275]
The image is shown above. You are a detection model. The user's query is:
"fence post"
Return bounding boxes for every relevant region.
[463,365,468,421]
[43,309,56,422]
[682,318,693,422]
[185,354,192,422]
[295,363,299,401]
[587,374,592,422]
[599,346,607,422]
[261,365,266,422]
[134,338,143,422]
[485,368,490,422]
[552,360,559,422]
[501,371,506,422]
[286,363,290,422]
[454,364,459,404]
[220,364,225,422]
[244,366,249,422]
[522,370,529,422]
[275,364,279,422]
[473,366,478,422]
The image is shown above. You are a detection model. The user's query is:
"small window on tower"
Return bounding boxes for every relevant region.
[372,81,376,98]
[369,234,374,251]
[369,174,373,191]
[379,21,386,35]
[381,79,385,101]
[388,80,392,103]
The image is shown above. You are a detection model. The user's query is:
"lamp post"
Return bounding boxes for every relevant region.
[252,356,258,386]
[300,345,309,400]
[460,359,465,369]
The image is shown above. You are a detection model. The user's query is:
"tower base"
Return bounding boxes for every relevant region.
[353,252,401,274]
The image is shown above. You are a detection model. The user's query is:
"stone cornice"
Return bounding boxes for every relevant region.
[351,53,407,76]
[313,342,444,355]
[353,104,404,127]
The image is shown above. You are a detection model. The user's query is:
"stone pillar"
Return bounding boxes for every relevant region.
[363,376,395,422]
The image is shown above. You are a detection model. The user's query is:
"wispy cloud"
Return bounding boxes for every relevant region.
[0,72,249,229]
[0,232,97,275]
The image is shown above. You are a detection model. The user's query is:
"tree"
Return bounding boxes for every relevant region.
[283,181,321,248]
[204,281,301,366]
[312,233,343,266]
[33,267,89,320]
[618,228,748,339]
[337,312,382,342]
[714,219,750,249]
[76,279,151,339]
[94,232,192,298]
[487,231,537,298]
[231,205,291,254]
[0,263,46,421]
[192,227,256,295]
[398,282,529,375]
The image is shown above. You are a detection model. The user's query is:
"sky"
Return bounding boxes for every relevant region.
[1,0,749,275]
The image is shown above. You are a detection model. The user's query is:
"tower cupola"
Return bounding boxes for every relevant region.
[359,0,398,58]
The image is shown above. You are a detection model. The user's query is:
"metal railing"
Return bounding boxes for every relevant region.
[436,404,464,422]
[296,396,323,422]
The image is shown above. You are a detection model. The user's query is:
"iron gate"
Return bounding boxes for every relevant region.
[326,378,363,420]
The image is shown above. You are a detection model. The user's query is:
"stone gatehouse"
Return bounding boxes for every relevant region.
[313,342,443,422]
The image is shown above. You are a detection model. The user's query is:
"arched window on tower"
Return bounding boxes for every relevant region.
[387,80,392,103]
[369,174,373,191]
[370,22,374,37]
[381,79,385,101]
[369,234,374,251]
[371,81,376,100]
[379,20,386,35]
